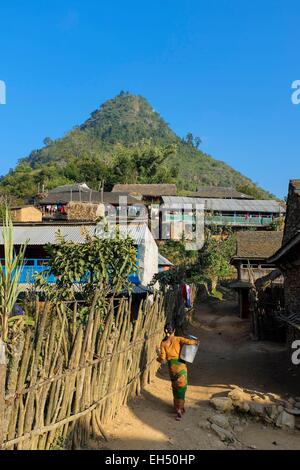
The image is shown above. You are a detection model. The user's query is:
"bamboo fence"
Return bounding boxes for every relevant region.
[0,291,168,450]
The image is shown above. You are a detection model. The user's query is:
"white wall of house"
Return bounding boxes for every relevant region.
[138,226,158,286]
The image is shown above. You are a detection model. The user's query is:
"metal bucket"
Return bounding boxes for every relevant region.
[180,335,199,364]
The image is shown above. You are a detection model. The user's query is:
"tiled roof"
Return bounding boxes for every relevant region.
[234,231,284,259]
[112,184,177,197]
[196,187,254,199]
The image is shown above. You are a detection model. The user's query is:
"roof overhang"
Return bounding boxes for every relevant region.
[268,231,300,264]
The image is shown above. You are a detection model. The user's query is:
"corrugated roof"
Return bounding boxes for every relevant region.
[0,223,149,246]
[162,196,285,214]
[158,253,174,266]
[234,231,283,259]
[120,285,153,295]
[112,184,177,197]
[95,223,147,245]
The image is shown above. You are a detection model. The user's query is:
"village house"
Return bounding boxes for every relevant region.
[0,222,158,289]
[112,184,285,241]
[230,231,284,320]
[268,180,300,353]
[162,196,285,232]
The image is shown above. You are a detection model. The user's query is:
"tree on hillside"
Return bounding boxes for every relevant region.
[108,142,178,187]
[184,133,202,149]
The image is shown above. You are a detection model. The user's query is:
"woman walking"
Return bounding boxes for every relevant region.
[158,323,199,421]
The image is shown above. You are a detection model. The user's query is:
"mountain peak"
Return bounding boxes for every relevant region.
[80,92,176,145]
[0,92,273,201]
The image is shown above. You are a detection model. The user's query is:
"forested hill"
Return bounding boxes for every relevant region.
[0,92,273,201]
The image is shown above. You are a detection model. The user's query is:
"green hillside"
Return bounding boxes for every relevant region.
[0,92,273,201]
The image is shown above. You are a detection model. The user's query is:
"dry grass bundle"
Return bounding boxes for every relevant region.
[66,202,105,222]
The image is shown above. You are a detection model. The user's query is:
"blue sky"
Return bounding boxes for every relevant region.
[0,0,299,198]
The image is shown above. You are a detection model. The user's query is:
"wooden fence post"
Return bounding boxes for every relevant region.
[0,339,6,450]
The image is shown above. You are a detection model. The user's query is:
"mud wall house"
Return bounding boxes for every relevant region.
[268,180,300,352]
[0,222,158,290]
[230,231,284,320]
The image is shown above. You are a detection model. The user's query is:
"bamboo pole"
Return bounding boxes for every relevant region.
[2,356,157,449]
[0,340,6,449]
[2,289,168,451]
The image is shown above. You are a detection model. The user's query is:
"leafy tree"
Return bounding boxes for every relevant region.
[109,142,178,186]
[193,136,202,149]
[43,137,53,147]
[185,132,194,146]
[35,227,138,318]
[198,229,236,291]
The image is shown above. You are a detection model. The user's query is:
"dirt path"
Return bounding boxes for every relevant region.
[97,300,300,450]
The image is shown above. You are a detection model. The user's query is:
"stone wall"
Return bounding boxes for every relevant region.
[284,267,300,314]
[283,181,300,244]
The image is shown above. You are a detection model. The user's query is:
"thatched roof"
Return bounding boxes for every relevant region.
[112,184,177,197]
[234,231,283,260]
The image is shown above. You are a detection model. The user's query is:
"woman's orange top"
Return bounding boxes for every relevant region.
[159,336,197,362]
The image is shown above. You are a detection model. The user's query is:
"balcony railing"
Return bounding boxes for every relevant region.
[205,215,274,226]
[165,213,274,226]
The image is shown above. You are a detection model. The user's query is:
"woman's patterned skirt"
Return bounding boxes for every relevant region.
[168,358,188,401]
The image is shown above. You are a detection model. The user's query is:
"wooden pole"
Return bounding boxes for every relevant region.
[0,340,6,450]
